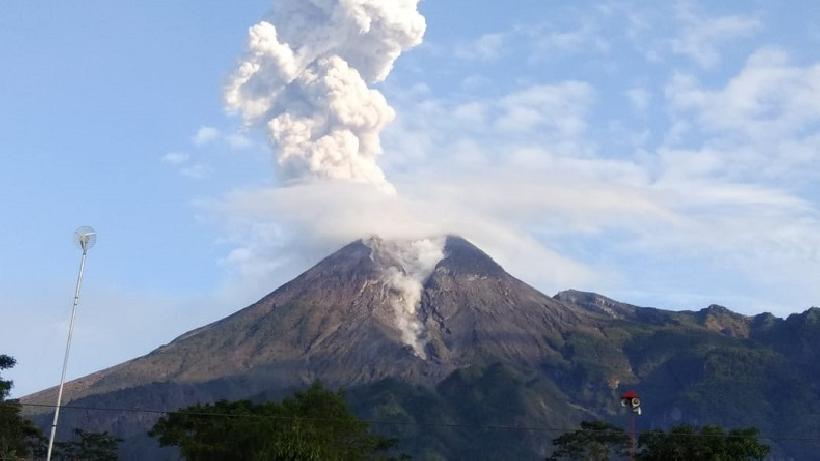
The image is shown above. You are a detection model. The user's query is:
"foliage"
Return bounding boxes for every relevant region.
[0,354,46,459]
[547,420,631,461]
[637,424,769,461]
[149,382,401,461]
[549,421,769,461]
[53,428,122,461]
[346,364,583,461]
[1,354,121,460]
[0,355,13,398]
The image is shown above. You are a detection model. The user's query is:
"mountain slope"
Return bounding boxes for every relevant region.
[25,237,591,405]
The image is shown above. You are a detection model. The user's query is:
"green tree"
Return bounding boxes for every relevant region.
[547,420,631,461]
[1,354,45,459]
[638,424,769,461]
[149,382,403,461]
[549,421,769,461]
[1,354,120,460]
[54,428,122,461]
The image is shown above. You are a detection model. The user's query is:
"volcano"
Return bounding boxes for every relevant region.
[23,236,820,459]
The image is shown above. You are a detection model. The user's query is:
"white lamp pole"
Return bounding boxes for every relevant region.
[46,226,96,461]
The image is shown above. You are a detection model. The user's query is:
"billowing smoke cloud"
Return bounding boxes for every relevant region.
[225,0,426,191]
[366,236,445,358]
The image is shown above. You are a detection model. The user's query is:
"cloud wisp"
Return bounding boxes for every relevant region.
[670,1,761,68]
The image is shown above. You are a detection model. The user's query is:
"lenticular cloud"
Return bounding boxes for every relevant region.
[226,0,426,191]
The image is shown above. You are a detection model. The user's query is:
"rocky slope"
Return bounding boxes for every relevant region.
[23,236,820,459]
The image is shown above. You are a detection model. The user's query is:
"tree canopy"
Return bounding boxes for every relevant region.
[53,428,122,461]
[550,420,769,461]
[547,420,631,461]
[1,354,121,460]
[1,354,45,459]
[149,382,403,461]
[638,424,769,461]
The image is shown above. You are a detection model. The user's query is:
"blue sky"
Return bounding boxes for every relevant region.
[2,1,820,396]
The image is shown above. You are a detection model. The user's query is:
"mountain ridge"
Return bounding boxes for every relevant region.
[24,235,590,403]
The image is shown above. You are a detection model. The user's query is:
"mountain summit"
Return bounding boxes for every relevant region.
[23,236,820,459]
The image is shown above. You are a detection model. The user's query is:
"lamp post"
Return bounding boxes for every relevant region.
[46,226,97,461]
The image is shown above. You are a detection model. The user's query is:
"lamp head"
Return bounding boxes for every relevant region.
[74,226,97,252]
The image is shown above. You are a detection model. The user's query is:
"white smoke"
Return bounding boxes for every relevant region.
[367,236,445,358]
[225,0,426,191]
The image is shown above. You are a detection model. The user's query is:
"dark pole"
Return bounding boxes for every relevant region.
[629,412,636,461]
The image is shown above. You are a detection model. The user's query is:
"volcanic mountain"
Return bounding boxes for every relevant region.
[23,236,820,459]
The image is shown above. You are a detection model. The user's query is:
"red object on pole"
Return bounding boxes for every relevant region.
[621,390,638,400]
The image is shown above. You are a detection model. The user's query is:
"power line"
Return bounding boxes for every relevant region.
[12,402,820,444]
[18,402,569,433]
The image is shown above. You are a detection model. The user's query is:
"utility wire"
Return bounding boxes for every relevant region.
[17,402,575,433]
[12,402,820,444]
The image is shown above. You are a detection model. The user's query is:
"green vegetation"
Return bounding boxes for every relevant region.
[149,382,404,461]
[347,364,581,460]
[1,354,121,460]
[638,425,769,461]
[547,420,631,461]
[1,354,44,459]
[549,420,769,461]
[53,428,122,461]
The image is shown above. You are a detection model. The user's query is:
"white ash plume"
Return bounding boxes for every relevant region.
[225,0,426,191]
[367,237,445,358]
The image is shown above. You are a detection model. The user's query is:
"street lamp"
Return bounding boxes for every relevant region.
[46,226,97,461]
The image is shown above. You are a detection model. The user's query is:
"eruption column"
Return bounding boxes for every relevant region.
[226,0,426,191]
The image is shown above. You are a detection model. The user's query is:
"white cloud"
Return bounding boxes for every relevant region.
[390,78,820,312]
[161,150,211,179]
[670,1,761,68]
[225,132,253,150]
[625,87,651,114]
[522,20,610,59]
[180,163,212,179]
[667,49,820,135]
[381,80,598,171]
[451,102,488,125]
[454,33,506,61]
[450,12,610,65]
[206,180,602,299]
[665,48,820,180]
[496,82,593,138]
[161,152,189,165]
[192,126,221,146]
[459,74,491,92]
[190,126,256,152]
